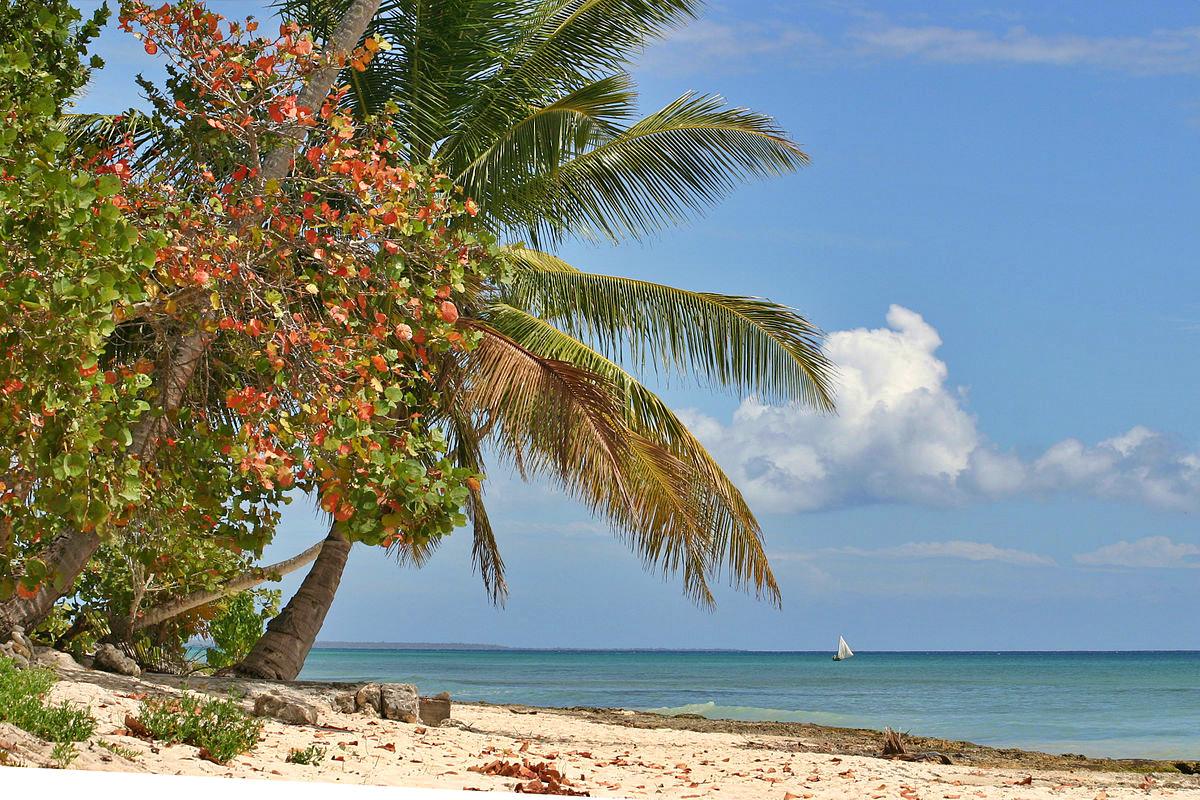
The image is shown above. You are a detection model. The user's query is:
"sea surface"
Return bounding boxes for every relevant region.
[297,649,1200,759]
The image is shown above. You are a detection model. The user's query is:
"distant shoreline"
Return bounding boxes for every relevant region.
[312,643,1200,654]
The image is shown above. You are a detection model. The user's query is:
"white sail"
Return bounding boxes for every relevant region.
[835,636,854,660]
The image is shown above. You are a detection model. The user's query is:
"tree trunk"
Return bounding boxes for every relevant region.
[0,0,382,641]
[132,538,324,631]
[231,527,349,680]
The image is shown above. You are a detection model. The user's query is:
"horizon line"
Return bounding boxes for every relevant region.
[312,641,1200,654]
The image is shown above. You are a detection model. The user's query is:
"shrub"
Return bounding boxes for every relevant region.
[204,589,280,671]
[134,692,261,763]
[0,656,96,745]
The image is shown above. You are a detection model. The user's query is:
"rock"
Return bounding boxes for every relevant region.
[253,692,319,726]
[331,690,357,714]
[0,641,29,669]
[419,695,451,726]
[93,643,141,677]
[354,683,383,715]
[32,646,80,671]
[379,683,419,722]
[8,627,32,660]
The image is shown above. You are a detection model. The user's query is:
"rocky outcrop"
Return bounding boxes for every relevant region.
[0,627,34,668]
[253,691,320,725]
[32,646,81,671]
[380,683,419,722]
[93,643,141,677]
[354,682,383,715]
[330,682,434,724]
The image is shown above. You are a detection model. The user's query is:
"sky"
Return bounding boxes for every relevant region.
[75,1,1200,650]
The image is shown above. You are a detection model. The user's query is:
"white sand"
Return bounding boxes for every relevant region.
[6,654,1196,800]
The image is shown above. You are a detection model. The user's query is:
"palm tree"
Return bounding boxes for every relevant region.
[228,0,835,680]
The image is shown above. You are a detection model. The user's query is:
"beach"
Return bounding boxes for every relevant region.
[4,651,1197,799]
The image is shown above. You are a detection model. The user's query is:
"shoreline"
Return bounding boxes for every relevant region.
[3,652,1197,798]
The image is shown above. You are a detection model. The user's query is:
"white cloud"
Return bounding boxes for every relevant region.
[684,306,1200,514]
[638,12,1200,79]
[1075,536,1200,569]
[852,25,1200,75]
[829,540,1055,567]
[638,20,823,74]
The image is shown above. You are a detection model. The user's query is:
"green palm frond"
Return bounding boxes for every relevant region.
[503,251,835,409]
[504,92,809,243]
[440,0,697,164]
[484,302,779,603]
[451,74,635,215]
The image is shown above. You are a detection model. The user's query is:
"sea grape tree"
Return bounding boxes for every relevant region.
[0,0,496,637]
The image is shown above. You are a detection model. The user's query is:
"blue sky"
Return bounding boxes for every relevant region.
[77,1,1200,650]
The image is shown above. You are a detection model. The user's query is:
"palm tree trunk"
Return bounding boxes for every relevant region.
[231,527,350,680]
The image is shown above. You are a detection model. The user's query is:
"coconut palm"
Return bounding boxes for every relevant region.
[224,0,835,681]
[39,0,833,675]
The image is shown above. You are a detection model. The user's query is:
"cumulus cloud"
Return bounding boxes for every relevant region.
[683,306,1200,514]
[852,25,1200,75]
[828,540,1055,567]
[1074,536,1200,569]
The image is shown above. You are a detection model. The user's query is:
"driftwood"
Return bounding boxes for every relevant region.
[881,727,953,765]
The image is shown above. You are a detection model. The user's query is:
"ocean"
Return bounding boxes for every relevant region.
[297,649,1200,760]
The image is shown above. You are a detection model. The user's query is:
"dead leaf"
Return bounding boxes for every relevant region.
[123,715,152,739]
[377,742,396,752]
[197,747,223,765]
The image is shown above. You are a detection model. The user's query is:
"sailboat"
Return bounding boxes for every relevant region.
[832,635,854,661]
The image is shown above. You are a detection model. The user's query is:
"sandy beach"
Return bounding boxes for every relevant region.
[2,650,1196,799]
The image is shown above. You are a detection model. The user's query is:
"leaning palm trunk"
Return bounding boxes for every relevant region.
[0,0,382,641]
[131,538,325,632]
[231,526,350,680]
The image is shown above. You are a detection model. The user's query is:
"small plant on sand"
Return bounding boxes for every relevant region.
[50,740,78,768]
[134,693,261,764]
[285,744,326,765]
[0,656,96,746]
[97,740,140,760]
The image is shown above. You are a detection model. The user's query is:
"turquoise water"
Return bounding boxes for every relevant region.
[298,649,1200,759]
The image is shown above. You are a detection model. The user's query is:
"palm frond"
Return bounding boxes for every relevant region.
[503,251,836,410]
[464,323,740,604]
[451,74,635,214]
[443,396,508,604]
[484,302,779,603]
[503,92,809,243]
[440,0,698,164]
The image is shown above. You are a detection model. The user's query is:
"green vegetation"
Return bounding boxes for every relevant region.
[134,693,262,764]
[97,740,140,760]
[2,0,835,687]
[204,590,281,671]
[0,655,95,766]
[286,743,327,765]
